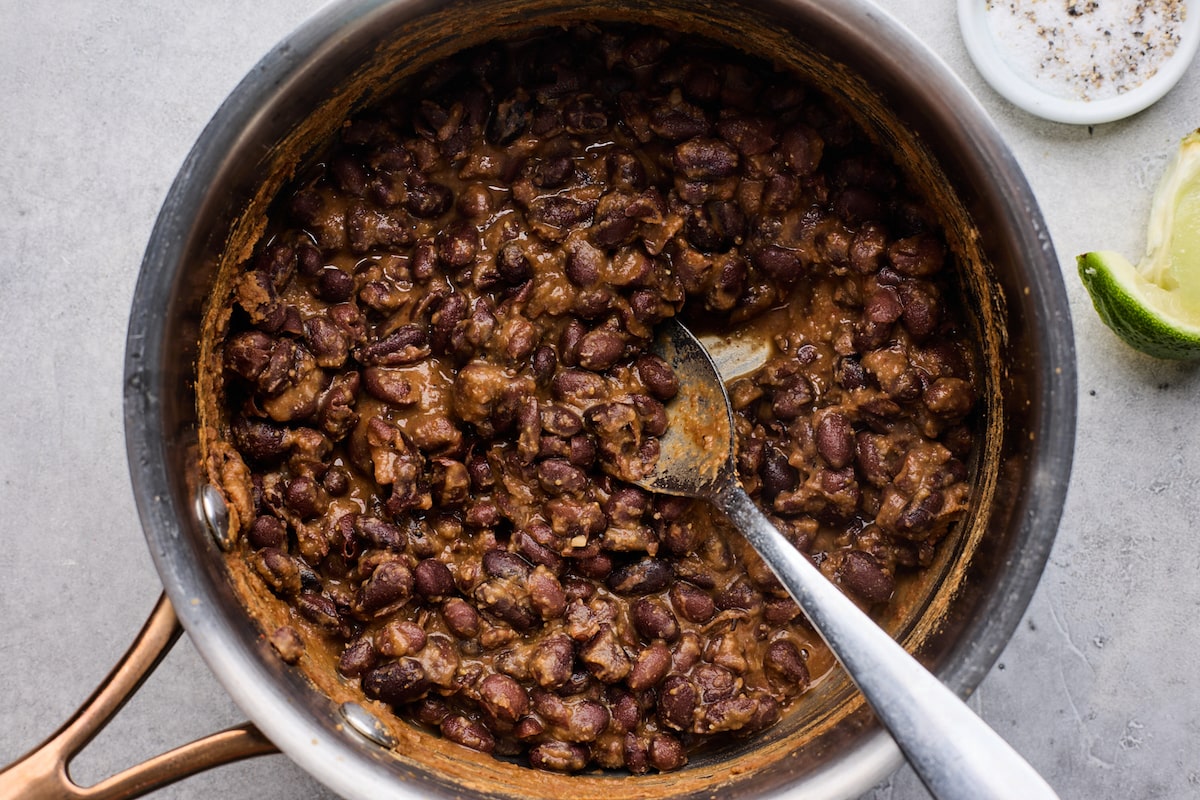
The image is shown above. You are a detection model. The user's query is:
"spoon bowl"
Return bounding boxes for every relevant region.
[639,318,1058,800]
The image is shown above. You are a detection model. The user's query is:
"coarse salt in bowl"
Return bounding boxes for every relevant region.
[958,0,1200,125]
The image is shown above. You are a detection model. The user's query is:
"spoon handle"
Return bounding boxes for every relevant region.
[718,481,1058,800]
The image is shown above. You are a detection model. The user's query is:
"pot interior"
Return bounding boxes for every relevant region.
[126,1,1073,798]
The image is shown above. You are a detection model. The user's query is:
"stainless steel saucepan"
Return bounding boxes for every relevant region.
[0,0,1075,797]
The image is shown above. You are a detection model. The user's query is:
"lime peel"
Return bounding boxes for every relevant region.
[1078,129,1200,360]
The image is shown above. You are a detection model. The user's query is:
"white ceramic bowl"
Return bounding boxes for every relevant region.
[958,0,1200,125]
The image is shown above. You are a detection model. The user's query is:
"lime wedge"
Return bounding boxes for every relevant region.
[1078,130,1200,360]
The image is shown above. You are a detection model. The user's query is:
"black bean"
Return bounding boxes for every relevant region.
[602,486,649,525]
[414,558,455,599]
[248,515,287,549]
[362,367,417,405]
[780,123,823,175]
[764,596,801,625]
[358,561,414,612]
[355,516,407,550]
[760,445,798,499]
[464,499,501,529]
[413,697,450,729]
[540,403,583,437]
[515,530,564,573]
[442,598,480,639]
[693,663,738,702]
[250,551,300,594]
[889,233,945,277]
[303,318,349,369]
[483,549,532,580]
[532,345,557,383]
[815,412,854,469]
[900,283,941,339]
[561,699,610,743]
[284,475,323,519]
[631,598,679,642]
[765,640,810,685]
[669,582,715,623]
[657,675,698,730]
[649,104,709,141]
[568,435,597,467]
[575,552,613,580]
[513,716,545,741]
[528,569,567,619]
[715,577,761,612]
[578,625,631,682]
[551,369,606,402]
[317,267,354,302]
[528,741,589,772]
[268,626,304,664]
[648,733,687,771]
[673,138,738,180]
[761,173,801,212]
[607,558,672,595]
[362,658,430,706]
[479,673,530,724]
[833,187,883,225]
[576,328,624,371]
[924,377,974,416]
[338,639,377,678]
[296,592,341,631]
[753,244,807,288]
[565,241,603,287]
[360,324,430,366]
[771,375,812,420]
[379,619,426,657]
[697,695,757,733]
[530,634,575,689]
[404,181,454,218]
[436,220,479,268]
[496,242,533,284]
[224,331,274,380]
[231,416,288,462]
[440,714,496,753]
[330,154,369,196]
[864,286,903,324]
[457,183,493,219]
[475,580,538,630]
[537,458,588,495]
[531,154,575,188]
[622,734,649,775]
[836,356,868,390]
[627,641,672,691]
[837,550,895,603]
[288,187,322,225]
[529,196,595,231]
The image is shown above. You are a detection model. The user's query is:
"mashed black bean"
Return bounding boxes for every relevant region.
[214,23,978,774]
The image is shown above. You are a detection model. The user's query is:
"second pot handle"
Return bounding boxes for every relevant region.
[0,593,277,800]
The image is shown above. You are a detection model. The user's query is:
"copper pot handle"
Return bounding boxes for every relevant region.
[0,593,277,800]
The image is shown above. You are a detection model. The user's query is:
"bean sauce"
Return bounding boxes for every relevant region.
[214,23,978,775]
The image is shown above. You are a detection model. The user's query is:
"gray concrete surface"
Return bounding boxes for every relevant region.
[2,1,1198,798]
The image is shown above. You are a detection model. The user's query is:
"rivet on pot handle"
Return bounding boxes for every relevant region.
[0,594,277,800]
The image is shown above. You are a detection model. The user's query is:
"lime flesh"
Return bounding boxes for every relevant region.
[1079,130,1200,360]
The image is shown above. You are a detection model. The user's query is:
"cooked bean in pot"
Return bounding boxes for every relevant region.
[213,23,978,774]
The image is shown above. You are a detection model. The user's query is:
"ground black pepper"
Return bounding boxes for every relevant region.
[986,0,1185,100]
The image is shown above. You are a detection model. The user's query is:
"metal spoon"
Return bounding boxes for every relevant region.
[637,318,1058,800]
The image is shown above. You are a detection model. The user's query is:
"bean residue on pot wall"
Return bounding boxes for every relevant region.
[212,23,980,774]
